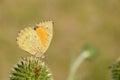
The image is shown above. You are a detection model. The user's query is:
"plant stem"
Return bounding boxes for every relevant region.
[67,51,90,80]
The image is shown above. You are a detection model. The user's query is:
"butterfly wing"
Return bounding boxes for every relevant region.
[16,27,42,55]
[16,21,53,57]
[34,21,53,57]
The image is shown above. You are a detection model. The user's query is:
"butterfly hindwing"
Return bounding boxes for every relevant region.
[17,27,42,55]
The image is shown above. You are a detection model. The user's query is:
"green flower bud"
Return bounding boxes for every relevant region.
[82,44,97,59]
[110,57,120,80]
[10,56,53,80]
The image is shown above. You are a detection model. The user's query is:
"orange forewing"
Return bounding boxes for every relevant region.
[35,27,48,47]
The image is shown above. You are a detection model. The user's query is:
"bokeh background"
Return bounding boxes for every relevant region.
[0,0,120,80]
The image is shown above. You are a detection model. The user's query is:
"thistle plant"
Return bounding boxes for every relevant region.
[10,56,53,80]
[110,57,120,80]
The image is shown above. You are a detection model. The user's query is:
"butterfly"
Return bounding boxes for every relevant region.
[16,21,53,57]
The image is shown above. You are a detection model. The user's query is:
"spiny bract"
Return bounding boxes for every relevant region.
[10,56,53,80]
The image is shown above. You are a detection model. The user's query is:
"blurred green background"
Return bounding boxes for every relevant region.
[0,0,120,80]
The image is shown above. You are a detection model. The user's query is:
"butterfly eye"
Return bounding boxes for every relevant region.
[34,26,38,30]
